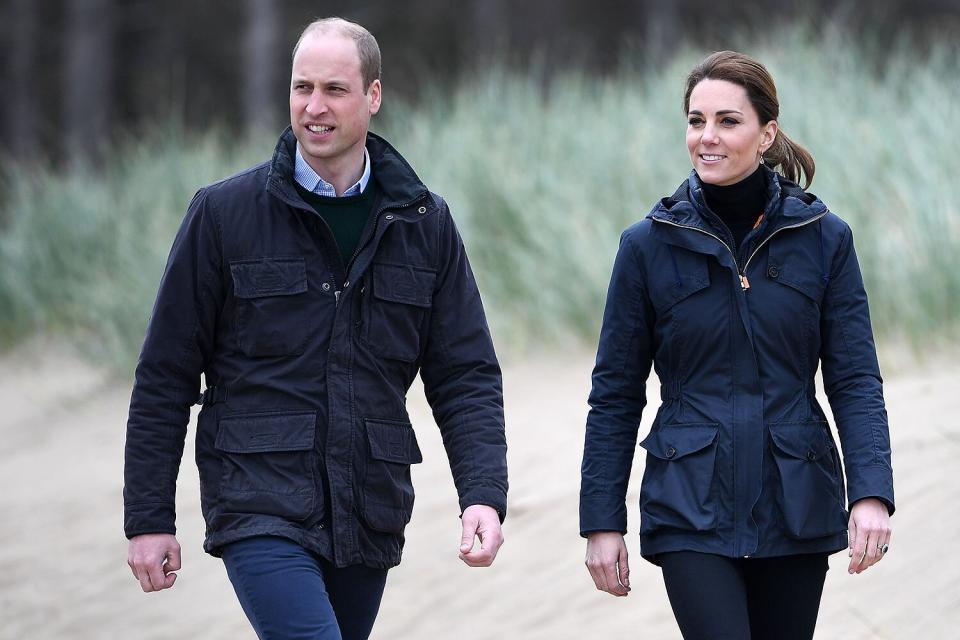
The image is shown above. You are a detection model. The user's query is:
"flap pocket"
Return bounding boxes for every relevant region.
[649,246,711,312]
[372,263,436,308]
[640,423,719,460]
[215,412,316,453]
[230,257,308,299]
[769,421,830,460]
[767,241,826,302]
[366,418,424,464]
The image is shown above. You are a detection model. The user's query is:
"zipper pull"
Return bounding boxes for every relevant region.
[740,274,750,291]
[334,290,341,305]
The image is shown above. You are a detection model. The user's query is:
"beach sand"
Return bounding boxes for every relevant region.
[0,343,956,639]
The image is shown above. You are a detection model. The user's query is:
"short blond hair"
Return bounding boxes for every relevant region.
[292,17,381,90]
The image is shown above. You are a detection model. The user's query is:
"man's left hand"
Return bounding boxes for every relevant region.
[458,504,503,567]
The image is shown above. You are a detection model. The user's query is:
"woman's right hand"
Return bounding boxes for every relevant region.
[585,531,631,596]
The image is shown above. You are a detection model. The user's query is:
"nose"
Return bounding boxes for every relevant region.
[305,90,327,116]
[701,123,720,145]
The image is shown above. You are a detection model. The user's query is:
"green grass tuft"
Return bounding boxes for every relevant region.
[1,33,957,371]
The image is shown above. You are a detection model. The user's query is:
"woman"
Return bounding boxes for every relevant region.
[579,51,894,640]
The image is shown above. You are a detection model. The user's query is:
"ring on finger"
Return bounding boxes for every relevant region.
[878,543,889,554]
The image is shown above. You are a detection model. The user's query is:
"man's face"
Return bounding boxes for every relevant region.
[289,31,381,177]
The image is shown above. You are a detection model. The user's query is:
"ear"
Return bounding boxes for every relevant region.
[760,119,778,154]
[367,79,382,116]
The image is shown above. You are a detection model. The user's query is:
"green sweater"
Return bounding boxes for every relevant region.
[295,178,379,268]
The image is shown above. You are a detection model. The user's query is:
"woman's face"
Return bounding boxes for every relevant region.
[686,79,777,186]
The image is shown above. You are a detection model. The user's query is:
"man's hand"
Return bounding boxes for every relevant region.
[585,531,630,596]
[458,504,503,567]
[128,533,182,592]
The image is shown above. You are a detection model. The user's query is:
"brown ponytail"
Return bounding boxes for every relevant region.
[764,130,815,189]
[684,51,815,189]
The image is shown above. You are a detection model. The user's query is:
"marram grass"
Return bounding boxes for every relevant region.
[1,34,957,371]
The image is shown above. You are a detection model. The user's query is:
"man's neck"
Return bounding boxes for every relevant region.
[299,143,366,197]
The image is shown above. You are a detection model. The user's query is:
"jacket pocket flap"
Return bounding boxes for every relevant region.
[230,257,307,298]
[366,419,424,464]
[639,423,719,460]
[215,412,316,453]
[647,244,711,312]
[769,422,829,460]
[767,242,827,302]
[372,263,436,308]
[661,273,711,308]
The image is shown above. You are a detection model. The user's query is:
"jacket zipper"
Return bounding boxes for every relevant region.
[739,212,828,282]
[651,212,827,290]
[652,209,828,556]
[651,218,745,287]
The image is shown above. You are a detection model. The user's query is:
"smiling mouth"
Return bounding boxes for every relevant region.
[700,154,725,161]
[307,124,333,134]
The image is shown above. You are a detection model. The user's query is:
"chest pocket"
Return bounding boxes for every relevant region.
[230,257,313,358]
[647,245,711,316]
[362,262,436,362]
[765,235,828,306]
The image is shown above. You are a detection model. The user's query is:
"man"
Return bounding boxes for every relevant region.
[124,17,507,639]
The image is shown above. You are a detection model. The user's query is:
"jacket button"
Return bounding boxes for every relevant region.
[665,446,677,458]
[321,282,331,291]
[418,206,427,214]
[385,214,394,220]
[768,265,780,278]
[806,450,817,461]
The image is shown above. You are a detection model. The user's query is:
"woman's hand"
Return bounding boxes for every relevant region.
[847,497,891,574]
[585,531,631,596]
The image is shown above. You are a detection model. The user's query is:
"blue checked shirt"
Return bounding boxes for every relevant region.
[294,145,371,197]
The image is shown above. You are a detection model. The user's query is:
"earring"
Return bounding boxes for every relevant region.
[759,154,765,165]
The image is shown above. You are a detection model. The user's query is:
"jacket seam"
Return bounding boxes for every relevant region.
[620,232,651,378]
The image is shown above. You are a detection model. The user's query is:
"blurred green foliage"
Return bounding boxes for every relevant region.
[1,31,957,371]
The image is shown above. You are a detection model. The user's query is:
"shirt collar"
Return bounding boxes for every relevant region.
[294,144,371,197]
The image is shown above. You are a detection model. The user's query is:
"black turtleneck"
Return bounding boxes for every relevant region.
[701,164,768,251]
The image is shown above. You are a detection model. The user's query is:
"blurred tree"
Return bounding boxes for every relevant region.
[243,0,281,134]
[66,0,115,167]
[1,0,958,171]
[6,0,37,161]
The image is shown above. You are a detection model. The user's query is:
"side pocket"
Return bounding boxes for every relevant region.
[769,421,848,539]
[638,423,720,534]
[362,418,424,534]
[214,412,318,521]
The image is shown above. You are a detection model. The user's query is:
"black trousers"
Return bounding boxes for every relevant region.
[658,551,829,640]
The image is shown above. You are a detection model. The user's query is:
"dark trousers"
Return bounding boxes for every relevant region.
[658,551,829,640]
[222,536,389,640]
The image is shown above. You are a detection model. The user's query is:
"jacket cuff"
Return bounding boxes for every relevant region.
[459,491,507,523]
[579,493,628,537]
[124,502,177,539]
[846,465,895,516]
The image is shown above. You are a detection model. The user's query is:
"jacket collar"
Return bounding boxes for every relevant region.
[648,166,827,234]
[267,127,432,215]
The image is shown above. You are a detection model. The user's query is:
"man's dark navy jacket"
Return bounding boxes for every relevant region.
[581,168,894,562]
[124,128,508,569]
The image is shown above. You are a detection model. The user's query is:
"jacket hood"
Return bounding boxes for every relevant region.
[647,166,828,233]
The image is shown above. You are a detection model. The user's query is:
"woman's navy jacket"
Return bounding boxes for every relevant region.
[124,129,507,569]
[580,168,894,561]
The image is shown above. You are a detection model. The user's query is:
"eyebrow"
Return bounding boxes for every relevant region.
[688,109,744,116]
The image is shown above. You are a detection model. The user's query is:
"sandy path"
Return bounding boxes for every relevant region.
[0,344,957,639]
